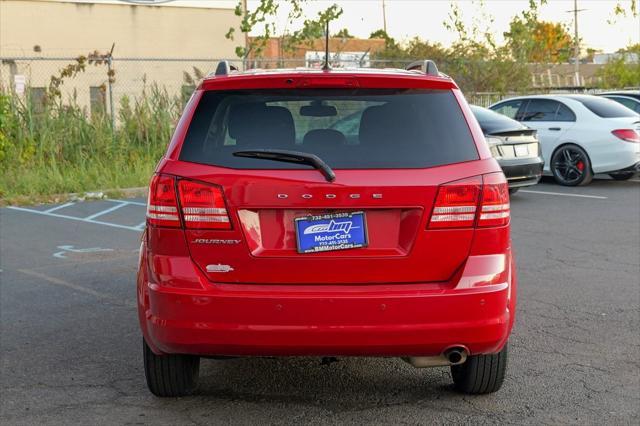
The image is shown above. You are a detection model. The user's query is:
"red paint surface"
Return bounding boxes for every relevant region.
[138,70,517,358]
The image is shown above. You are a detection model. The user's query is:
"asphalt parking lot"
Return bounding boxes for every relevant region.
[1,176,639,425]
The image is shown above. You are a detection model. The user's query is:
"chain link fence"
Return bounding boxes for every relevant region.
[1,56,608,121]
[1,56,236,123]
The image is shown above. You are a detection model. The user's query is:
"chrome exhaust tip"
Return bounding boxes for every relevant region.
[444,347,468,365]
[403,347,468,368]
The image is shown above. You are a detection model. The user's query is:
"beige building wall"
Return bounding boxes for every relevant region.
[0,0,241,114]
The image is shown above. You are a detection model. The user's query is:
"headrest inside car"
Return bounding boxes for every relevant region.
[359,103,421,148]
[228,103,295,148]
[302,129,347,149]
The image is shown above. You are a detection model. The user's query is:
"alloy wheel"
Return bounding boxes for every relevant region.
[552,146,588,185]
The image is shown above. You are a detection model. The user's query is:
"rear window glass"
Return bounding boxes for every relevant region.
[568,96,638,118]
[490,99,525,120]
[179,89,478,170]
[605,96,640,113]
[471,105,526,134]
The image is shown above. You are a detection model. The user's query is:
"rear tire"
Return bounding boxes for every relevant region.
[451,345,508,394]
[143,339,200,397]
[508,188,519,195]
[550,144,593,186]
[609,172,635,181]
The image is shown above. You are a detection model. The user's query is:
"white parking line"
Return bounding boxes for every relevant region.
[43,202,75,213]
[18,268,136,307]
[519,190,607,200]
[83,201,127,220]
[53,245,114,259]
[7,204,143,232]
[109,198,146,206]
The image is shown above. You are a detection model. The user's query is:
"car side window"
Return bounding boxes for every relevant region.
[522,99,557,121]
[491,100,525,120]
[555,103,577,122]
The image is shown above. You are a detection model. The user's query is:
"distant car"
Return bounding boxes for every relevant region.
[597,90,640,101]
[489,95,640,185]
[470,105,543,194]
[597,91,640,114]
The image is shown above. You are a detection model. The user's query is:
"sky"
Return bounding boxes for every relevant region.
[81,1,640,52]
[260,0,640,53]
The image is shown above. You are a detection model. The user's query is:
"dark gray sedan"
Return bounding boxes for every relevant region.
[471,105,544,194]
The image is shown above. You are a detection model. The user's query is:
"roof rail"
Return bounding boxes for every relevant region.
[214,60,238,76]
[405,60,439,76]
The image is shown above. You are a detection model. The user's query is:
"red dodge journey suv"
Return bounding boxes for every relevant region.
[137,60,516,396]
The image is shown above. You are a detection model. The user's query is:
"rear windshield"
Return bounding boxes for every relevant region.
[567,96,638,118]
[179,89,478,169]
[470,105,527,134]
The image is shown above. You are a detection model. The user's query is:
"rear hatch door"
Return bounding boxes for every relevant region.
[170,84,488,284]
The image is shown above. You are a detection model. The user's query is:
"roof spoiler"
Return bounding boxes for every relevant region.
[214,60,238,76]
[405,60,440,76]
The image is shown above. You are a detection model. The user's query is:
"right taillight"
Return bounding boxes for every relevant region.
[612,129,640,143]
[478,173,510,227]
[428,173,509,229]
[428,176,481,229]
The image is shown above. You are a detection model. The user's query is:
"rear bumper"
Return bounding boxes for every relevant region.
[610,162,640,174]
[591,142,640,174]
[498,157,544,188]
[138,251,517,358]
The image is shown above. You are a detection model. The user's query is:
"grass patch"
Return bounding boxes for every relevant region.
[0,85,181,204]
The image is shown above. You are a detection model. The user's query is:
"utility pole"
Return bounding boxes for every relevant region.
[242,0,249,70]
[567,0,586,86]
[382,0,387,33]
[107,42,116,132]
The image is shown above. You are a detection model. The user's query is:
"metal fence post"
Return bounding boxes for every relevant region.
[107,55,115,131]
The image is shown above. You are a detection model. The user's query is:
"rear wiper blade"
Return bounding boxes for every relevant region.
[233,149,336,182]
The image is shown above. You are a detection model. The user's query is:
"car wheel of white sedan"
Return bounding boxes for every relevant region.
[551,144,593,186]
[609,172,635,181]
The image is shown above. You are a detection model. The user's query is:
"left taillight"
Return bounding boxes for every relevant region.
[612,129,640,143]
[147,174,180,228]
[147,175,231,230]
[177,179,231,230]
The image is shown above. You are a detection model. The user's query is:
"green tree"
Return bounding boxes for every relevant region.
[596,43,640,88]
[503,0,574,63]
[443,2,531,93]
[334,28,354,39]
[613,1,639,17]
[370,37,447,69]
[585,48,601,63]
[225,0,343,59]
[371,2,533,92]
[282,4,343,52]
[505,20,573,63]
[369,29,392,41]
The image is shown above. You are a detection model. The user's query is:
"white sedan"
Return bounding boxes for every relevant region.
[489,95,639,186]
